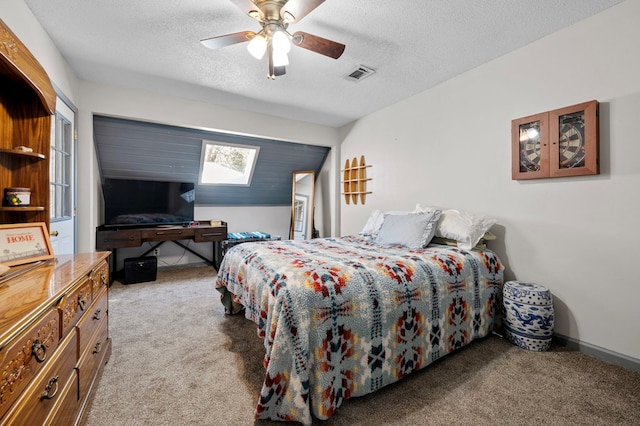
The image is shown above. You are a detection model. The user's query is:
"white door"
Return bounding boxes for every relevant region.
[49,97,76,255]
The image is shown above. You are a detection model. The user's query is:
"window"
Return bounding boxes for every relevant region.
[199,140,260,186]
[50,112,73,220]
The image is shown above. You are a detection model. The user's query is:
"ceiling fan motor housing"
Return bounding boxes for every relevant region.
[250,0,293,22]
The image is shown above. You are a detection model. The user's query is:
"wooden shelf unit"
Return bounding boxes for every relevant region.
[0,19,56,228]
[0,206,46,212]
[342,155,372,205]
[0,21,113,426]
[0,148,47,159]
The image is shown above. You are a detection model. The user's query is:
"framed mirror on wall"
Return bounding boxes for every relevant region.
[290,171,315,240]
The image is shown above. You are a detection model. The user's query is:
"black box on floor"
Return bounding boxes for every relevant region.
[123,256,157,284]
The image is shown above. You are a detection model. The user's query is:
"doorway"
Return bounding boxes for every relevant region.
[49,96,76,255]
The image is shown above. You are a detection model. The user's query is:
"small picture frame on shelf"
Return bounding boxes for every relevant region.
[0,222,54,266]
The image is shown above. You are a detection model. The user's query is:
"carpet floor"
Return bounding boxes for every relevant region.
[82,265,640,426]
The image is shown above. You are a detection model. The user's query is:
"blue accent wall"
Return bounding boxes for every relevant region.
[93,115,330,206]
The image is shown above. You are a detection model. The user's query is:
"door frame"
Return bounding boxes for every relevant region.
[51,85,78,254]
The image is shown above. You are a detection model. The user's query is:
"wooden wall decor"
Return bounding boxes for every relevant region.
[512,100,599,180]
[342,155,371,205]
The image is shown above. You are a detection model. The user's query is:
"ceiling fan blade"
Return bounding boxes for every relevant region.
[229,0,258,14]
[292,31,345,59]
[200,31,256,50]
[281,0,326,23]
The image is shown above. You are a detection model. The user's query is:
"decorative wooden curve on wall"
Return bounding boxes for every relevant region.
[342,155,372,205]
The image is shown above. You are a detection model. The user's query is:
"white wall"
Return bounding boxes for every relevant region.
[2,0,80,104]
[340,0,640,361]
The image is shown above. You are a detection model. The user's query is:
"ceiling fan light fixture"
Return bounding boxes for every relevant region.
[247,34,267,59]
[273,51,289,67]
[248,10,261,20]
[272,30,291,54]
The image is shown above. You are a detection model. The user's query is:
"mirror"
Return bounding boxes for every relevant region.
[290,171,315,240]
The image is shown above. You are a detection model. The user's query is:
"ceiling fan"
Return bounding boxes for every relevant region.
[201,0,345,79]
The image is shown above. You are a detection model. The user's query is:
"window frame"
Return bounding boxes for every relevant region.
[50,111,73,222]
[198,140,260,186]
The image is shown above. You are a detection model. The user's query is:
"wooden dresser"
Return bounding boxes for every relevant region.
[0,252,111,425]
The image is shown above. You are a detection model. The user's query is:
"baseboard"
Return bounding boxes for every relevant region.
[553,333,640,372]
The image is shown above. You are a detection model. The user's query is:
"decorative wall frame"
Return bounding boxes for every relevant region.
[0,222,54,266]
[342,155,372,205]
[512,100,599,180]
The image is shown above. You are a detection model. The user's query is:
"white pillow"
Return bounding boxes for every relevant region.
[360,209,384,236]
[360,208,413,237]
[374,210,441,249]
[436,209,496,250]
[413,203,444,216]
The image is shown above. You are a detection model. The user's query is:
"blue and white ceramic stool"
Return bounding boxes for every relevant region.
[503,281,555,351]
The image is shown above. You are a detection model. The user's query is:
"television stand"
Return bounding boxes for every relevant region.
[96,221,227,282]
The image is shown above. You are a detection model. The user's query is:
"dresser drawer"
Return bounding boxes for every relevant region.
[77,287,108,357]
[140,227,194,241]
[194,226,226,242]
[2,331,77,426]
[96,229,141,249]
[42,370,79,426]
[0,252,111,425]
[58,278,93,339]
[89,260,109,296]
[0,308,59,418]
[78,318,110,401]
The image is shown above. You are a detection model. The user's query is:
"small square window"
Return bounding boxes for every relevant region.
[199,140,260,186]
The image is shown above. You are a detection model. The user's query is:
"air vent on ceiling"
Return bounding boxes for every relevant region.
[345,65,376,82]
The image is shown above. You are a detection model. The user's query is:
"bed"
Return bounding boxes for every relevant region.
[215,218,504,424]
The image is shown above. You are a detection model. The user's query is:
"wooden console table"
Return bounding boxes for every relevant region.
[95,221,227,280]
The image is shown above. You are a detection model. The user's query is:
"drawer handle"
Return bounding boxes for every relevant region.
[100,272,107,285]
[32,339,47,363]
[78,295,87,311]
[93,309,103,321]
[201,232,223,237]
[156,230,182,235]
[41,375,59,400]
[93,342,102,355]
[103,236,136,242]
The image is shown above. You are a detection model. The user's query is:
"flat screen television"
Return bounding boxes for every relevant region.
[102,178,195,228]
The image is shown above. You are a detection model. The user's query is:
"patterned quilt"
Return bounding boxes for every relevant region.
[215,235,503,424]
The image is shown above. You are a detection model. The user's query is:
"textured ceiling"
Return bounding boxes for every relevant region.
[24,0,624,128]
